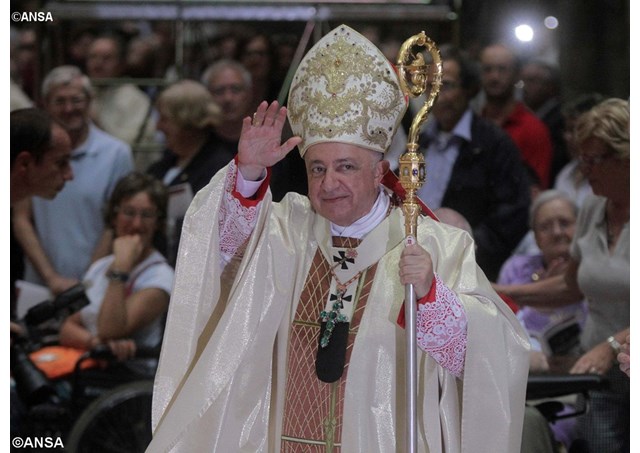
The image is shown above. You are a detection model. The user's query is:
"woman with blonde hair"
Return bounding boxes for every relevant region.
[148,79,223,192]
[496,98,630,452]
[147,79,230,264]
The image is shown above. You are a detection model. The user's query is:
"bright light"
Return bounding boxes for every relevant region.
[515,24,534,42]
[544,16,559,29]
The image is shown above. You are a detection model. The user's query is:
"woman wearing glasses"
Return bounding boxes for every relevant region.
[496,98,629,452]
[498,190,587,450]
[59,172,174,379]
[498,190,587,365]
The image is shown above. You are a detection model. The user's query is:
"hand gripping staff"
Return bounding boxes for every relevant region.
[395,31,442,453]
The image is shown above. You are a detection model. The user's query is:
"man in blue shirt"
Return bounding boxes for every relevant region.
[13,65,134,295]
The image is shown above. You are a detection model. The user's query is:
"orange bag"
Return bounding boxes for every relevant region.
[29,346,100,379]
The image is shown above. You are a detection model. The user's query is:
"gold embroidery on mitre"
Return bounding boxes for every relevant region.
[288,25,407,155]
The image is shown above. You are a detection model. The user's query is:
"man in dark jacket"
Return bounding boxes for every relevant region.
[416,45,531,281]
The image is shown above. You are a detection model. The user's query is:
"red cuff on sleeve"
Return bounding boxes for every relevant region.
[230,155,271,207]
[396,277,437,329]
[498,293,519,314]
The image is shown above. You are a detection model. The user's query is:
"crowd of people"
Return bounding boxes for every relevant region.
[10,19,629,453]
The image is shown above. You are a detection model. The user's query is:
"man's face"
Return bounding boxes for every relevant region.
[305,143,388,227]
[86,38,122,79]
[241,36,271,81]
[207,67,252,123]
[44,79,90,135]
[521,63,552,111]
[480,45,517,101]
[26,124,74,199]
[433,60,469,132]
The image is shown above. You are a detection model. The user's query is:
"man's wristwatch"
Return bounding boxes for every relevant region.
[607,335,621,355]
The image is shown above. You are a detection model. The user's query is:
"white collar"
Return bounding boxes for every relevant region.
[330,186,390,239]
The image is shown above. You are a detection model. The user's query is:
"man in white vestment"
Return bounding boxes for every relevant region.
[148,25,530,453]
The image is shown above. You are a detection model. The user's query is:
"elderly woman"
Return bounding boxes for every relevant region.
[499,190,587,364]
[59,172,174,378]
[498,190,587,450]
[496,98,629,453]
[147,79,225,264]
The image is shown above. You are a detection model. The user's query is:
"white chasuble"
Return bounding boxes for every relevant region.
[148,162,530,453]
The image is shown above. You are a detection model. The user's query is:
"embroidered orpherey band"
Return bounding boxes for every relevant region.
[319,249,368,348]
[283,235,379,450]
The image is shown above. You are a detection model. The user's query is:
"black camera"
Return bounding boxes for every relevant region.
[11,284,90,406]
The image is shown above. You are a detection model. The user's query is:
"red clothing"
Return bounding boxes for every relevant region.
[485,101,553,188]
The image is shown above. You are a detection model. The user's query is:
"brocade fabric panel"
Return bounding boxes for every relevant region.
[281,237,377,452]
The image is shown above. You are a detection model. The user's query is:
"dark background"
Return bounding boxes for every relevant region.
[10,0,630,103]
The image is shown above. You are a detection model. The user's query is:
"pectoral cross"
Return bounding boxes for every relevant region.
[333,251,355,270]
[329,289,352,308]
[320,289,351,348]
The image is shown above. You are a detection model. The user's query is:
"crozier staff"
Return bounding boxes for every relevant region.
[148,25,529,453]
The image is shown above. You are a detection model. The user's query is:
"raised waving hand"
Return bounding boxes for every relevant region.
[238,100,302,181]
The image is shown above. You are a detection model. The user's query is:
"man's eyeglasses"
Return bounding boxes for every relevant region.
[577,152,614,167]
[118,207,158,221]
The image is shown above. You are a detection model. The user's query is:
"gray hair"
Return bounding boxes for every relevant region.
[201,59,252,90]
[41,65,93,101]
[529,190,578,229]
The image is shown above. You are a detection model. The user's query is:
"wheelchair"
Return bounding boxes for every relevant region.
[524,368,609,453]
[11,284,158,453]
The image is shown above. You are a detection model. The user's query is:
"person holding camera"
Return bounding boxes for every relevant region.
[11,107,73,437]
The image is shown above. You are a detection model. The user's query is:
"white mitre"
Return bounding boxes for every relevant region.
[287,24,408,156]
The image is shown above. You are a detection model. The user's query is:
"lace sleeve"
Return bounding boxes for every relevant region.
[218,160,266,267]
[416,273,468,378]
